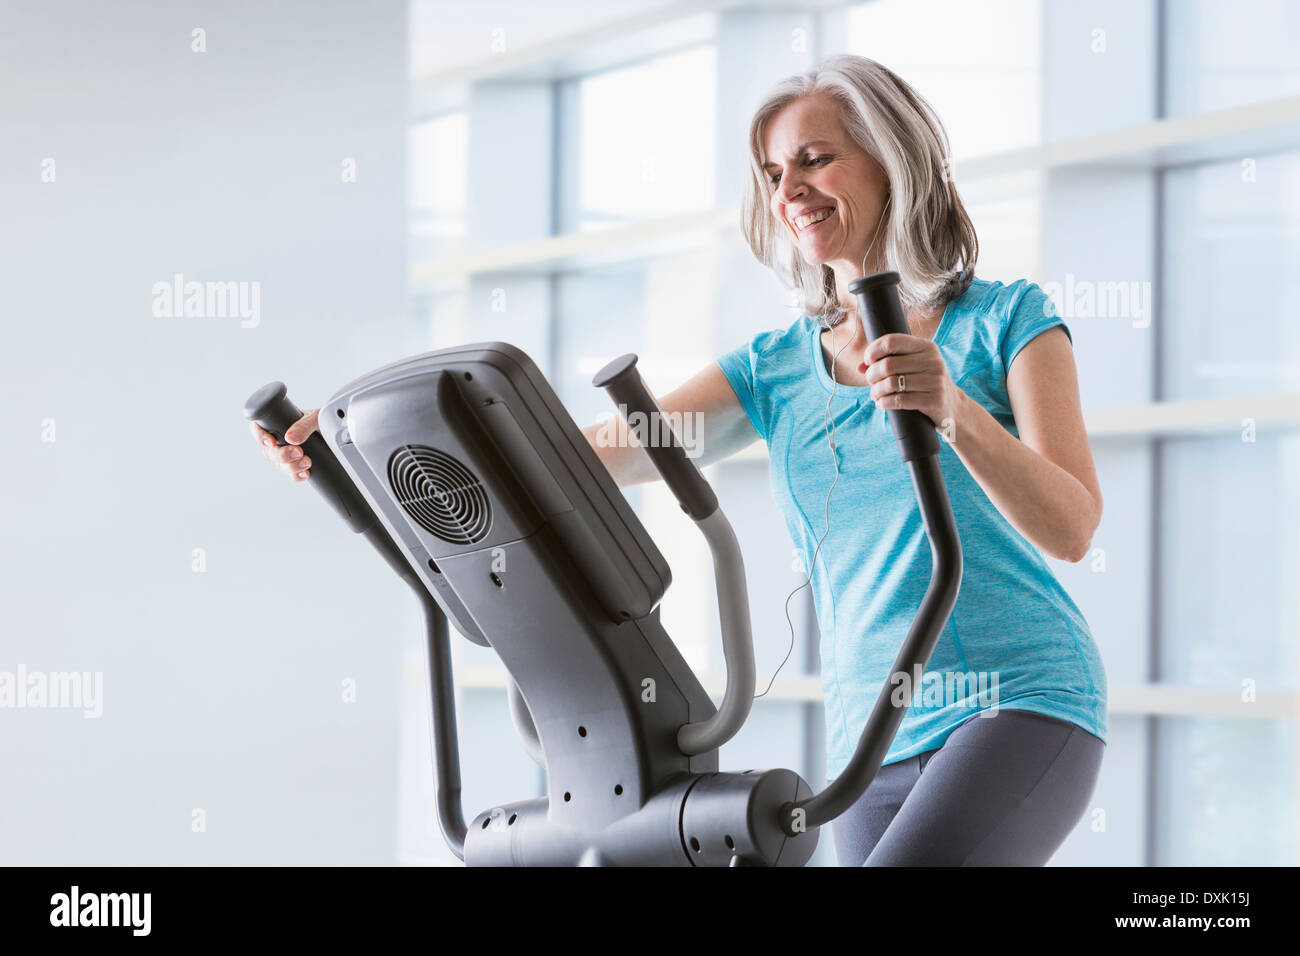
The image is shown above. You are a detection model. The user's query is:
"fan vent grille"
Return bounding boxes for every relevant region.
[387,444,491,544]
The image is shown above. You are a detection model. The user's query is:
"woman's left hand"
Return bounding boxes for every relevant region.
[861,334,962,431]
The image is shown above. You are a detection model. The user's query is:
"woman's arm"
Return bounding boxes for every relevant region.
[948,328,1102,562]
[866,326,1102,563]
[581,363,761,487]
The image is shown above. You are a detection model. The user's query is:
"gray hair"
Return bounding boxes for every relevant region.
[741,54,978,327]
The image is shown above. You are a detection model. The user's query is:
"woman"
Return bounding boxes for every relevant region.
[251,54,1106,867]
[715,54,1107,866]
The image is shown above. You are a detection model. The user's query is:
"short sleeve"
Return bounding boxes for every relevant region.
[716,340,768,442]
[1000,281,1073,374]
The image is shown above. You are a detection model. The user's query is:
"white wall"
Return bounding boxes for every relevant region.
[0,0,410,863]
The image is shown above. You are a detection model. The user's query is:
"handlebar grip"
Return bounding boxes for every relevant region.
[849,271,941,463]
[592,354,718,521]
[243,381,378,534]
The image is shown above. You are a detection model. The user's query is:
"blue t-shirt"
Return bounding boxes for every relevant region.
[716,277,1107,779]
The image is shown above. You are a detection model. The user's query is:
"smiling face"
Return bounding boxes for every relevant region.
[762,93,889,276]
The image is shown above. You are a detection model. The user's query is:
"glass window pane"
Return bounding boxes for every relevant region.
[413,287,469,352]
[409,112,469,262]
[553,262,648,423]
[408,0,671,78]
[1048,439,1154,686]
[1158,434,1298,689]
[962,187,1042,284]
[1162,153,1300,400]
[563,45,716,231]
[1165,0,1300,116]
[845,0,1042,160]
[1155,716,1296,865]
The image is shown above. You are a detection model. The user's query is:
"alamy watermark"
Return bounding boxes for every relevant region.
[0,665,102,718]
[50,886,150,936]
[152,272,260,328]
[594,405,706,459]
[1041,273,1152,328]
[889,665,1000,712]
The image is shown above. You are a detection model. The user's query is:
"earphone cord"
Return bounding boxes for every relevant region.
[753,192,891,700]
[860,192,890,279]
[753,324,852,699]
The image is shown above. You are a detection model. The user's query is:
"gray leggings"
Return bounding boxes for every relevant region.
[832,708,1104,866]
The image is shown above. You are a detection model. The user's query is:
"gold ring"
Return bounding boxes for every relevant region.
[897,374,907,393]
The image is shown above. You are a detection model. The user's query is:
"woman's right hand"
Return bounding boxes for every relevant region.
[248,409,320,482]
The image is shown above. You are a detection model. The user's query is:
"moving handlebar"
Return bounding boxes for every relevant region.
[783,272,963,832]
[243,382,470,861]
[592,354,756,757]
